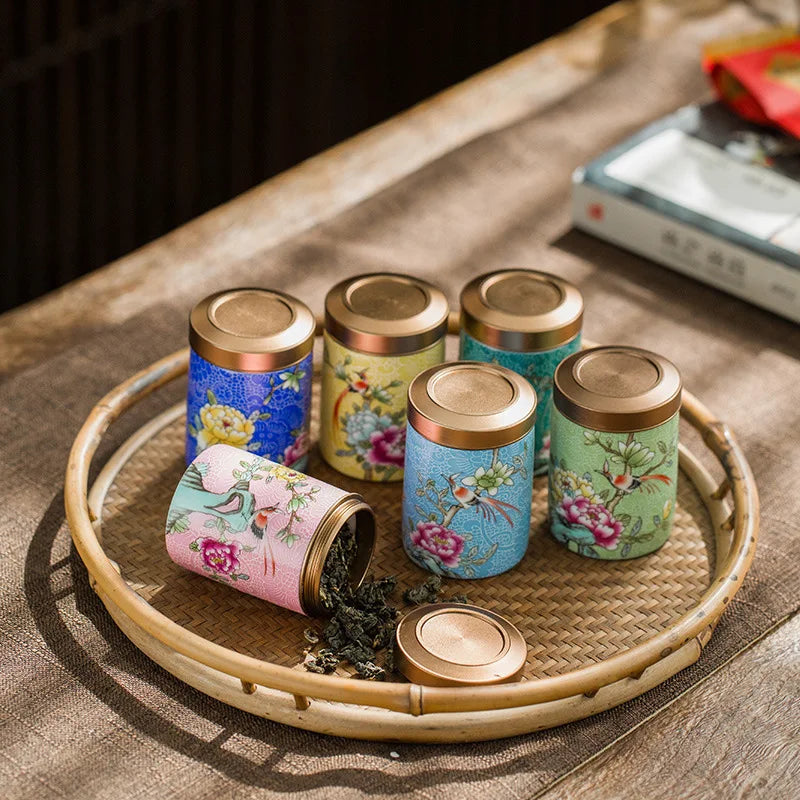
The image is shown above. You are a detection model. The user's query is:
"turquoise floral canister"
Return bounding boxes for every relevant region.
[549,346,682,560]
[402,361,536,579]
[460,269,583,475]
[186,288,315,469]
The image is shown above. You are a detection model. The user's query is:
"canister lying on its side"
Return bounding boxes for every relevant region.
[459,268,584,475]
[402,361,536,579]
[320,273,449,482]
[165,444,375,615]
[549,346,682,560]
[186,288,315,469]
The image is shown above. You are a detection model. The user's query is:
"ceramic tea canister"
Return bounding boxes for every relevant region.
[459,269,583,475]
[549,346,682,560]
[402,361,536,578]
[166,444,375,615]
[320,273,449,482]
[186,288,315,469]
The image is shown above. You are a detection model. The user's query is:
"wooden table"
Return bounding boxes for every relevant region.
[2,2,798,797]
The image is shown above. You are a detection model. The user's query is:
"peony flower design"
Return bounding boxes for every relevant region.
[550,466,601,506]
[269,463,304,484]
[462,462,514,496]
[366,424,405,467]
[343,408,395,455]
[196,403,255,453]
[282,431,310,467]
[197,537,241,575]
[410,521,465,568]
[557,494,622,549]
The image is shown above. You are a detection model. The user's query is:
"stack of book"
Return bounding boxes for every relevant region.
[572,102,800,323]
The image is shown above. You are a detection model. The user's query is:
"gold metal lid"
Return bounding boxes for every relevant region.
[189,288,315,372]
[554,346,682,432]
[394,603,527,687]
[325,273,449,355]
[407,361,536,449]
[460,268,583,351]
[300,494,375,616]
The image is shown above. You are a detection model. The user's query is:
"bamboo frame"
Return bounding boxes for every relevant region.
[64,329,759,741]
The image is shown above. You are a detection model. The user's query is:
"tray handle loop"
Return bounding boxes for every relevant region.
[294,694,311,711]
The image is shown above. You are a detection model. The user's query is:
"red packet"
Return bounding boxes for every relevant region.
[703,27,800,138]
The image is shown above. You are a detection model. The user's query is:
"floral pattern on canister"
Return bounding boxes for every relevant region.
[459,330,581,475]
[548,410,679,559]
[319,331,445,481]
[185,348,313,469]
[402,424,534,578]
[166,444,350,614]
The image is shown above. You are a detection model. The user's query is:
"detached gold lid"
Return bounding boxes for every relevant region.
[554,346,682,432]
[325,273,449,355]
[460,268,583,351]
[407,361,536,449]
[394,603,527,687]
[189,288,315,372]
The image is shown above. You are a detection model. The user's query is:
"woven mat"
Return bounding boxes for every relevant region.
[2,4,800,799]
[101,407,712,679]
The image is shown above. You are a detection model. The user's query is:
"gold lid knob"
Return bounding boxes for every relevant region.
[189,288,315,372]
[325,273,449,355]
[394,603,527,687]
[460,268,583,351]
[554,346,682,432]
[407,361,536,449]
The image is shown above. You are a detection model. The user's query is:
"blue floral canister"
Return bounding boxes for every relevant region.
[402,361,536,579]
[549,346,682,560]
[459,269,583,475]
[186,288,315,469]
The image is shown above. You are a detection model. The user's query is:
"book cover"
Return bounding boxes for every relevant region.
[573,102,800,322]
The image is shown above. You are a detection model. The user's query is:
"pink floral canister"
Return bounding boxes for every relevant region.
[165,444,375,615]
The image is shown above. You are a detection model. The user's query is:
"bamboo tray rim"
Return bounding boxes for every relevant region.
[64,329,759,720]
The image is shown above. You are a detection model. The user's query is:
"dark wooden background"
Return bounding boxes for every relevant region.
[0,0,610,314]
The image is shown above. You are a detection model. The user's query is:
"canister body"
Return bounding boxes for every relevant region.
[459,330,581,474]
[186,348,313,469]
[320,331,445,481]
[166,444,371,615]
[548,409,679,559]
[402,424,535,578]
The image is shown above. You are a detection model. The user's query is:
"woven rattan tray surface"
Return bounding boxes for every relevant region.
[66,333,759,743]
[100,404,713,680]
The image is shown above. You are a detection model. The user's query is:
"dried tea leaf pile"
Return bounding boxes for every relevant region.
[303,525,466,680]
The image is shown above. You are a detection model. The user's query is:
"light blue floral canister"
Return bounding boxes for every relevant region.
[549,346,682,560]
[402,361,536,579]
[459,269,583,475]
[186,288,315,469]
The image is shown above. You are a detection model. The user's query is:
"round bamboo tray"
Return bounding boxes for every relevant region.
[64,327,759,743]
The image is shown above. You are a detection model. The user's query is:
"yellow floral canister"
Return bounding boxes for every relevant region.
[186,288,315,469]
[320,273,449,481]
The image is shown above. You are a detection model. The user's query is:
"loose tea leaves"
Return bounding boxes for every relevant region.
[305,526,467,679]
[303,648,339,674]
[403,575,442,605]
[309,524,399,679]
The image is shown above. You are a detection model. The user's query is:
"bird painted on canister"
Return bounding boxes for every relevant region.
[443,474,519,526]
[332,369,371,432]
[250,505,281,576]
[599,460,671,495]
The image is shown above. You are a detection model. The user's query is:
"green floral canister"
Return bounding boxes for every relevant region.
[459,269,583,475]
[549,346,682,560]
